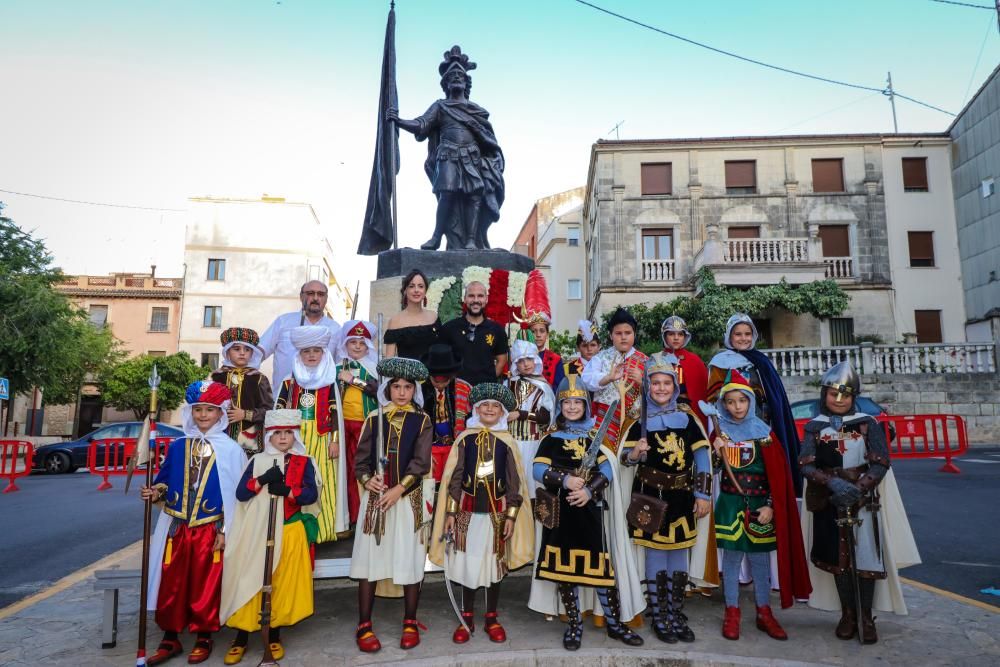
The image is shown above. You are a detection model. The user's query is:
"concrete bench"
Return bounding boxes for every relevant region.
[94,557,442,648]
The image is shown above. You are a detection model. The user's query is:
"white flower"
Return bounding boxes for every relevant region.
[506,271,528,308]
[462,266,492,296]
[426,276,456,314]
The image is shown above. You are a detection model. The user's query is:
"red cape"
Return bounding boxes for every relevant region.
[762,430,812,607]
[665,347,709,429]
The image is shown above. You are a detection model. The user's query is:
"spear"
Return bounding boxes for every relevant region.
[126,364,160,666]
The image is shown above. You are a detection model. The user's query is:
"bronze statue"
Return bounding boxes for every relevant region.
[388,46,505,250]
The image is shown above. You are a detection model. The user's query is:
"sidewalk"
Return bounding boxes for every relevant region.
[1,545,997,667]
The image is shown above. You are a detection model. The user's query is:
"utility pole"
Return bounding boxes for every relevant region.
[886,72,899,133]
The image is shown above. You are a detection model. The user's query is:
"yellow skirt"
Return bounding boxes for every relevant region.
[301,417,337,543]
[227,520,314,631]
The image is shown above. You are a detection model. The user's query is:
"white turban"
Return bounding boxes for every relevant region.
[290,325,332,350]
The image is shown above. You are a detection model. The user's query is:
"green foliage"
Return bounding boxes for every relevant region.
[0,214,124,402]
[598,268,850,357]
[437,280,463,323]
[547,329,577,357]
[100,352,207,419]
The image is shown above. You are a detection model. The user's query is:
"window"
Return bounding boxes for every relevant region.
[148,350,166,357]
[727,226,760,239]
[308,265,321,281]
[567,279,583,300]
[640,163,672,195]
[830,318,855,347]
[207,259,226,281]
[818,225,850,257]
[201,353,220,369]
[902,158,928,192]
[89,304,108,328]
[149,307,169,332]
[203,305,222,328]
[811,158,845,193]
[982,178,995,198]
[914,310,942,343]
[725,160,757,194]
[641,229,673,259]
[907,232,935,267]
[567,227,580,247]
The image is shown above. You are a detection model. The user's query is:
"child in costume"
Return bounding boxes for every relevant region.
[507,338,556,500]
[350,357,433,653]
[212,327,273,456]
[660,315,708,430]
[619,353,712,645]
[420,343,472,484]
[275,325,347,543]
[430,383,534,645]
[581,307,649,449]
[220,409,321,665]
[565,319,601,379]
[140,380,245,666]
[520,270,566,392]
[799,362,920,644]
[706,370,810,641]
[529,373,644,651]
[336,320,379,526]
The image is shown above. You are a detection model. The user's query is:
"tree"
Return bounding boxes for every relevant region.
[547,329,577,357]
[100,352,208,419]
[0,211,124,406]
[598,268,851,357]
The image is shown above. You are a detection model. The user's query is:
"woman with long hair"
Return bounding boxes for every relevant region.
[383,269,441,360]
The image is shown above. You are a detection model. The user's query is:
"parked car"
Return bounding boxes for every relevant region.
[791,397,896,442]
[32,422,184,474]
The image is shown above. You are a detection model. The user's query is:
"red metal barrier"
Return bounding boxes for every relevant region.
[0,440,34,493]
[87,437,174,491]
[794,413,968,473]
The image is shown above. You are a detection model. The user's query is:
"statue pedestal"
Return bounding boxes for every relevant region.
[369,248,535,321]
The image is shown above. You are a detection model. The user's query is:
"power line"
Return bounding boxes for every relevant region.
[0,188,185,212]
[964,14,996,103]
[928,0,993,9]
[571,0,956,116]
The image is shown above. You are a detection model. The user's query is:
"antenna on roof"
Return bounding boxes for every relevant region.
[607,120,625,140]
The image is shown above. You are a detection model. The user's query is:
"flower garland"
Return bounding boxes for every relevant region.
[506,271,528,309]
[425,276,456,314]
[462,265,493,295]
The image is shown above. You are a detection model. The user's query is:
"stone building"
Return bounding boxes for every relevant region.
[949,63,1000,348]
[512,187,587,334]
[582,133,966,347]
[179,195,352,380]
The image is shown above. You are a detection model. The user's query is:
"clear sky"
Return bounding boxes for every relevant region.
[1,0,997,313]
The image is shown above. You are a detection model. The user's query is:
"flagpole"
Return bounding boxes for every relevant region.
[390,0,398,250]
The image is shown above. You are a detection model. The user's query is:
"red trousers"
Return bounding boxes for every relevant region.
[344,418,364,524]
[155,522,222,634]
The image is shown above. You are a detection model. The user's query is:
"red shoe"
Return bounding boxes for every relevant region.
[756,605,788,641]
[356,621,381,653]
[146,638,183,666]
[400,618,425,650]
[187,638,213,664]
[484,612,506,643]
[722,606,741,640]
[453,613,475,643]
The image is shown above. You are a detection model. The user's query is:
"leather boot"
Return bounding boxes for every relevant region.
[722,606,741,640]
[835,606,857,640]
[670,571,696,643]
[558,583,583,651]
[860,608,878,644]
[652,570,677,643]
[755,605,788,641]
[598,587,644,647]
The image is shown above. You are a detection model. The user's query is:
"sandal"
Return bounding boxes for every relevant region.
[187,638,214,664]
[146,639,183,666]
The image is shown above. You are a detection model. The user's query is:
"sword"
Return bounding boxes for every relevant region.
[441,530,471,635]
[835,505,866,645]
[577,399,618,480]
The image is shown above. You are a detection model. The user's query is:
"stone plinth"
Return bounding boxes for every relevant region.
[369,248,535,322]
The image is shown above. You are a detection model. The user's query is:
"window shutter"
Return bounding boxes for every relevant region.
[907,231,935,267]
[902,158,928,191]
[818,225,850,257]
[725,161,756,188]
[727,226,760,239]
[641,163,672,195]
[811,159,844,192]
[914,310,942,343]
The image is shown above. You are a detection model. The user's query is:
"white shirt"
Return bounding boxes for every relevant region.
[581,346,640,405]
[259,312,341,389]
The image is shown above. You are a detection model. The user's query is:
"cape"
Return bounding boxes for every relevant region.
[740,349,803,495]
[428,428,534,571]
[669,348,708,429]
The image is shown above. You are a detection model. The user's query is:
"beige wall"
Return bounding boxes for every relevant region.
[75,296,181,355]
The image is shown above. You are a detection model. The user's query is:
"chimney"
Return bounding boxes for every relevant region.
[151,264,157,277]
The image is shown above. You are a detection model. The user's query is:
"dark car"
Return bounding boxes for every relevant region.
[32,422,184,474]
[791,397,896,442]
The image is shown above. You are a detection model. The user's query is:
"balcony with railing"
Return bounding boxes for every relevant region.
[641,258,676,282]
[762,342,996,376]
[57,273,183,297]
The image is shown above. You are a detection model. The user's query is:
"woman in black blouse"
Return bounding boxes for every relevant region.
[383,269,441,360]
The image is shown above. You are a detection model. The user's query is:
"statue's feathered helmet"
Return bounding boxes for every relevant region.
[439,45,477,77]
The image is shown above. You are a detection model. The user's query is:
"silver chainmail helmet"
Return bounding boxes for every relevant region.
[820,361,861,402]
[660,315,691,348]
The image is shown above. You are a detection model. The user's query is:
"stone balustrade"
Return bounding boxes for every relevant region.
[762,342,997,376]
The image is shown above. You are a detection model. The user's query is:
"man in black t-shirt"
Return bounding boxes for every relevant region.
[440,281,509,386]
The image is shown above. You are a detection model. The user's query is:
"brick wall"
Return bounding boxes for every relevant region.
[783,373,1000,443]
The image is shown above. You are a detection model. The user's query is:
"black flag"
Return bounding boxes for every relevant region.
[358,3,398,255]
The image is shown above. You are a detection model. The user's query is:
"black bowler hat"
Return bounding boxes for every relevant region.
[422,343,463,375]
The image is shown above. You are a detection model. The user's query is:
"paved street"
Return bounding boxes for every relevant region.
[0,471,143,608]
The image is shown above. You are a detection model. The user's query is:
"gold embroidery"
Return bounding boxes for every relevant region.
[561,438,586,461]
[654,432,686,468]
[485,333,495,346]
